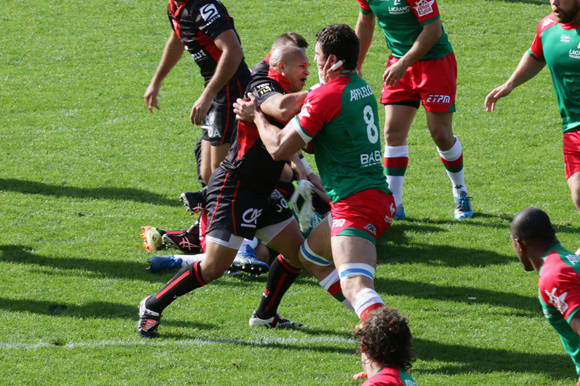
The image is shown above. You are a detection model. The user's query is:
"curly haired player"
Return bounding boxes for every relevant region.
[354,307,418,385]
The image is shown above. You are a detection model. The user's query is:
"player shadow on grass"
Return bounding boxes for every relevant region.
[0,178,177,207]
[378,225,513,267]
[393,212,514,229]
[0,297,214,331]
[413,337,573,382]
[0,244,258,288]
[373,276,538,314]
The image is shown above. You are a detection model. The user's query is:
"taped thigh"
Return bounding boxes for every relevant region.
[300,238,332,267]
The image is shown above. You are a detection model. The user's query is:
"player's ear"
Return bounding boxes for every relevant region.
[327,54,337,67]
[514,237,525,253]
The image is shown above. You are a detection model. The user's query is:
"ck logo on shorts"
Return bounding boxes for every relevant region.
[332,218,346,228]
[241,208,262,228]
[426,94,450,103]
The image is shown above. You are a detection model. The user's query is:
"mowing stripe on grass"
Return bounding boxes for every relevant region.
[0,336,356,350]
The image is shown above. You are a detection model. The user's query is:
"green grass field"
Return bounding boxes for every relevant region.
[1,0,578,384]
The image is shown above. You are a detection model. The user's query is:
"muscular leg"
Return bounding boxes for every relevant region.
[332,235,383,321]
[384,104,416,146]
[425,111,455,151]
[200,141,230,185]
[199,240,239,282]
[144,238,238,315]
[211,143,230,173]
[298,218,354,312]
[252,220,304,320]
[427,111,471,214]
[383,105,416,214]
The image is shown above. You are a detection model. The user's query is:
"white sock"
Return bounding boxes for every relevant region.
[319,270,354,312]
[177,253,206,267]
[352,288,384,322]
[438,137,467,197]
[384,145,409,208]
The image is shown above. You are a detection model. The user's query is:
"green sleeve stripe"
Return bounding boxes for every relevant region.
[528,49,546,63]
[419,14,440,27]
[360,8,373,15]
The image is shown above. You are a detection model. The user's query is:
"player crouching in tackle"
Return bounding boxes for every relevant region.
[138,45,353,338]
[137,46,311,338]
[235,24,395,323]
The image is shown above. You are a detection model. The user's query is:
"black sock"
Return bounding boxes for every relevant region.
[146,261,206,313]
[256,255,301,319]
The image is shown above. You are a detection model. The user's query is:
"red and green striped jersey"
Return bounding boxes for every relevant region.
[357,0,452,60]
[292,74,391,203]
[362,366,418,386]
[538,243,580,378]
[529,14,580,133]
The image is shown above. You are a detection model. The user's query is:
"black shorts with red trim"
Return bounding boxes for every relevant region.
[205,167,294,240]
[201,75,251,146]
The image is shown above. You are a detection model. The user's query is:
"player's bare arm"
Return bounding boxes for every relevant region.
[383,19,442,87]
[190,29,244,126]
[485,53,546,112]
[355,12,375,77]
[259,92,308,123]
[144,31,184,113]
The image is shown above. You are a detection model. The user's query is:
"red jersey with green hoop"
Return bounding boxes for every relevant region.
[529,14,580,133]
[292,74,391,204]
[362,366,418,386]
[538,243,580,379]
[357,0,452,60]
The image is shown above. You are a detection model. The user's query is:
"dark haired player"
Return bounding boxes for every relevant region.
[510,207,580,385]
[354,307,418,385]
[487,0,580,252]
[355,0,472,220]
[138,46,316,338]
[144,0,251,185]
[235,24,395,323]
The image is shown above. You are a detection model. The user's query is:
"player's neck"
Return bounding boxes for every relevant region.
[530,239,560,273]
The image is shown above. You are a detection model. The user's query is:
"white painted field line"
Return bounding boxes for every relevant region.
[0,336,356,350]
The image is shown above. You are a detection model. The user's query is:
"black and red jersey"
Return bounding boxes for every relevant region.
[167,0,250,85]
[250,53,271,77]
[220,68,292,196]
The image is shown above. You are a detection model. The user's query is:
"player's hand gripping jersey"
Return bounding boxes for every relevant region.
[539,244,580,377]
[167,0,249,85]
[220,68,295,196]
[529,14,580,133]
[292,74,391,203]
[357,0,452,60]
